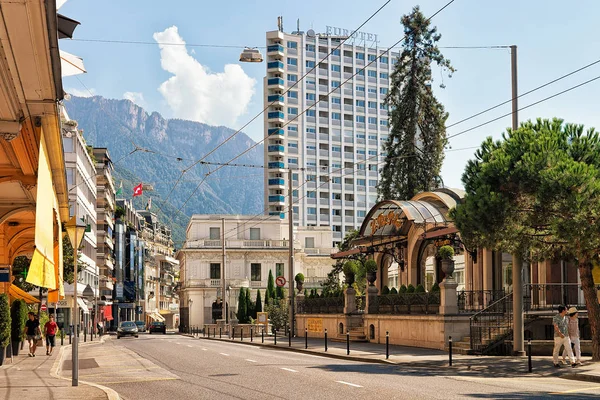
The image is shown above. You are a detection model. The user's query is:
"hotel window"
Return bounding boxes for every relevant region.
[288,107,298,115]
[210,263,221,279]
[331,81,341,88]
[356,52,365,60]
[380,103,388,110]
[356,115,365,123]
[356,85,365,92]
[305,237,315,249]
[357,210,366,217]
[380,72,389,79]
[307,175,316,181]
[63,137,74,153]
[368,150,377,156]
[381,56,389,64]
[288,141,298,148]
[332,113,341,120]
[356,68,365,76]
[368,117,377,125]
[332,209,341,216]
[292,190,298,197]
[357,133,366,139]
[356,100,365,107]
[287,41,298,49]
[357,149,366,155]
[332,176,342,184]
[307,207,317,215]
[306,60,316,68]
[288,158,298,165]
[288,125,298,132]
[332,49,340,56]
[306,78,316,85]
[292,173,299,180]
[369,179,377,187]
[307,191,316,198]
[307,109,316,117]
[306,127,316,134]
[307,160,317,168]
[380,88,388,95]
[306,145,316,151]
[276,263,285,277]
[331,64,341,72]
[306,44,315,52]
[368,134,377,140]
[306,93,316,101]
[357,164,366,171]
[287,57,298,66]
[287,74,297,82]
[288,91,298,99]
[251,263,262,281]
[368,70,377,78]
[332,163,342,169]
[250,228,261,240]
[331,97,341,104]
[368,87,377,94]
[357,179,366,186]
[380,119,389,126]
[66,168,75,185]
[368,101,377,109]
[209,227,220,240]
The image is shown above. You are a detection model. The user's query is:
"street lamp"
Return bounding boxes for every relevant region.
[188,298,193,332]
[65,216,86,387]
[239,47,263,63]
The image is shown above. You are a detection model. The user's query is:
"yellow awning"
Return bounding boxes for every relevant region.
[9,284,40,304]
[26,131,58,289]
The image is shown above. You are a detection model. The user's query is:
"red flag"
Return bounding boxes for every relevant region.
[133,183,143,197]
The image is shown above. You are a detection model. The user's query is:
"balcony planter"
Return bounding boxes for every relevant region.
[295,273,305,293]
[365,259,378,286]
[438,245,455,278]
[343,260,358,286]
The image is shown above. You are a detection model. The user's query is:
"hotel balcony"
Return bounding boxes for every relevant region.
[267,127,284,136]
[184,240,289,250]
[267,77,285,89]
[267,60,284,71]
[267,94,284,106]
[268,178,285,187]
[267,44,284,55]
[269,211,285,219]
[267,144,285,154]
[267,161,285,169]
[268,195,285,203]
[267,111,285,121]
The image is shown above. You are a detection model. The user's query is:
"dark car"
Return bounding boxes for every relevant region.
[148,321,166,334]
[117,321,139,339]
[135,321,146,332]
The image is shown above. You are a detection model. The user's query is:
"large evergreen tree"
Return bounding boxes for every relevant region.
[267,270,276,305]
[451,118,600,360]
[245,288,255,320]
[236,288,247,323]
[378,6,454,201]
[255,289,263,314]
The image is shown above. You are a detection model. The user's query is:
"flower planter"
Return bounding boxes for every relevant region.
[441,259,455,278]
[0,345,6,366]
[11,341,20,357]
[366,271,377,286]
[345,273,355,286]
[296,281,304,293]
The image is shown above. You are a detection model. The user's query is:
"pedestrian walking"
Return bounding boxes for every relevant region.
[44,314,58,356]
[552,305,575,367]
[23,312,41,357]
[562,307,582,365]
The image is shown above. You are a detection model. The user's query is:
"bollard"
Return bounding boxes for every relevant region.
[262,327,265,343]
[288,329,292,347]
[220,327,222,339]
[274,329,277,345]
[448,336,453,366]
[213,327,216,338]
[61,332,64,346]
[305,328,308,349]
[386,331,389,360]
[528,339,532,373]
[232,327,235,340]
[324,329,328,352]
[346,330,350,355]
[241,327,244,341]
[84,327,87,343]
[69,326,72,345]
[250,327,253,342]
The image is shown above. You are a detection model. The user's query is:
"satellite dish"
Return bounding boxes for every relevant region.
[307,29,315,37]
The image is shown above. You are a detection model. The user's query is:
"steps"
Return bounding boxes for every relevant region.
[445,337,474,355]
[330,327,368,343]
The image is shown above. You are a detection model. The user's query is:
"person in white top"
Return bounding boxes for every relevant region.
[562,307,582,365]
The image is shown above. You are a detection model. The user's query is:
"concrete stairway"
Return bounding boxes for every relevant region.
[331,327,369,343]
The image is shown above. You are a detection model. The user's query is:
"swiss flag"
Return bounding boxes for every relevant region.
[133,183,143,197]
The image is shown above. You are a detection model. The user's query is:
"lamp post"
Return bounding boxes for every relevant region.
[66,216,86,387]
[188,298,193,333]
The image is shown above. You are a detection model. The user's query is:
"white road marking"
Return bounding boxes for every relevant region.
[280,368,298,373]
[336,381,363,388]
[187,345,193,347]
[202,348,208,351]
[219,353,230,356]
[175,342,181,345]
[245,359,257,363]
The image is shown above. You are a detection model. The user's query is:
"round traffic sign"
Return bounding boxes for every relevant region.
[276,276,286,287]
[41,304,47,312]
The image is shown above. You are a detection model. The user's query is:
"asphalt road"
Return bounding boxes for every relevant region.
[75,334,600,400]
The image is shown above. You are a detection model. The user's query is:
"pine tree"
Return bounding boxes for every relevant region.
[255,289,263,314]
[245,288,255,320]
[378,6,454,201]
[267,270,276,304]
[236,288,247,323]
[276,285,284,300]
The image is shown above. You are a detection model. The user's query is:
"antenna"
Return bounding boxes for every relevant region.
[297,19,300,33]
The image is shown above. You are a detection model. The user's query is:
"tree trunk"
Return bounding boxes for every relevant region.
[579,262,600,361]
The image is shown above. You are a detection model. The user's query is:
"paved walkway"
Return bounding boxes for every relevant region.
[0,336,116,400]
[188,332,600,382]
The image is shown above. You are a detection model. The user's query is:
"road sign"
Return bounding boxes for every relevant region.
[41,304,47,312]
[276,276,286,287]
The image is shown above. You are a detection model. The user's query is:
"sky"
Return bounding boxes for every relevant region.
[59,0,600,189]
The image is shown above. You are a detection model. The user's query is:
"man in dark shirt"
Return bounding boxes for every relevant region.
[23,312,41,357]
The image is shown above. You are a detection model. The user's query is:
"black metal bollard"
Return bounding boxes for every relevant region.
[250,327,253,342]
[386,331,389,359]
[305,328,308,349]
[528,339,532,373]
[241,327,244,341]
[213,327,216,338]
[274,329,277,345]
[261,327,264,343]
[324,329,328,352]
[346,330,350,355]
[84,327,87,342]
[232,327,235,340]
[448,336,453,366]
[69,326,72,344]
[219,327,222,339]
[61,332,64,346]
[288,329,292,347]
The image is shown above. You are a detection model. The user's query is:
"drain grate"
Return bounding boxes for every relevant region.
[62,358,99,370]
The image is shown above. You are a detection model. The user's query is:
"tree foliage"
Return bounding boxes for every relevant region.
[451,118,600,360]
[236,288,247,323]
[254,289,262,314]
[264,298,288,332]
[322,230,362,294]
[10,299,27,343]
[378,6,454,201]
[0,294,10,348]
[266,270,276,306]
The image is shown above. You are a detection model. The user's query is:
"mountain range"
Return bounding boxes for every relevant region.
[65,95,264,246]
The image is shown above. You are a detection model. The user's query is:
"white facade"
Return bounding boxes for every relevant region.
[263,27,399,247]
[177,215,335,326]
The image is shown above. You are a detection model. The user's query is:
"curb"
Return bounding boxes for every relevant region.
[560,372,600,384]
[51,337,121,400]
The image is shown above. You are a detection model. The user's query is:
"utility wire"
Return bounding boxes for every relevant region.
[447,74,600,140]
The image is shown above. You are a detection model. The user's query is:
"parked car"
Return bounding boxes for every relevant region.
[149,321,166,334]
[135,321,146,332]
[117,321,139,339]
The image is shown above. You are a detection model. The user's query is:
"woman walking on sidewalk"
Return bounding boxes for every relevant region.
[562,307,582,365]
[44,314,58,356]
[553,305,576,368]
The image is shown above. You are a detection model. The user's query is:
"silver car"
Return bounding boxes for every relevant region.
[117,321,139,339]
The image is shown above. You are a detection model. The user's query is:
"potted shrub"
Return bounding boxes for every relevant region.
[10,299,26,356]
[364,259,378,286]
[0,294,10,366]
[294,273,305,293]
[415,284,426,293]
[390,287,398,294]
[381,285,390,295]
[407,284,416,293]
[431,282,440,292]
[438,245,455,278]
[399,284,408,294]
[343,260,358,286]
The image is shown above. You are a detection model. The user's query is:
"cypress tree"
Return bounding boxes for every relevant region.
[276,285,284,300]
[255,289,263,314]
[267,270,276,304]
[246,288,254,320]
[378,6,454,201]
[236,288,247,323]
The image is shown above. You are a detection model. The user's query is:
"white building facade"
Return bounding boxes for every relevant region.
[263,23,399,247]
[177,215,335,327]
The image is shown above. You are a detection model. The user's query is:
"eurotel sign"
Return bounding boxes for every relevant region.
[325,26,379,46]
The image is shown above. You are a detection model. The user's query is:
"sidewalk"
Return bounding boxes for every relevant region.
[0,336,117,400]
[187,332,600,382]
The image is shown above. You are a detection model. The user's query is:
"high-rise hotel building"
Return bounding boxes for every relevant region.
[263,23,399,247]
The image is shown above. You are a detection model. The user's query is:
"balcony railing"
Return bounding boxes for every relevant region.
[268,161,285,169]
[267,77,284,86]
[267,61,284,69]
[267,111,284,119]
[184,278,249,288]
[267,145,285,152]
[267,44,284,53]
[267,94,284,102]
[185,239,289,249]
[269,195,285,202]
[268,128,284,136]
[269,212,285,218]
[268,178,285,186]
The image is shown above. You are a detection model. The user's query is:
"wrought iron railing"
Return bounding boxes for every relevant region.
[458,290,506,313]
[296,296,344,314]
[374,292,440,315]
[469,291,513,354]
[524,283,592,312]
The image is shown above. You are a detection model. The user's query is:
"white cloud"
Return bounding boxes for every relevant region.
[123,91,146,108]
[153,26,255,127]
[66,87,96,97]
